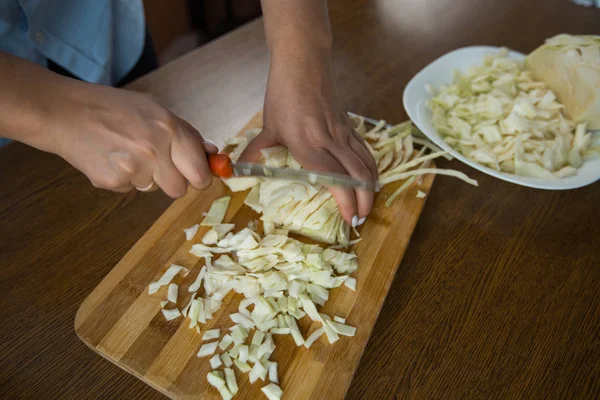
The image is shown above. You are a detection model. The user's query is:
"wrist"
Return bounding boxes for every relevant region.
[270,42,335,83]
[30,78,79,154]
[270,34,332,63]
[35,77,97,155]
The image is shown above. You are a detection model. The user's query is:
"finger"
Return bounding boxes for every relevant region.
[104,152,143,193]
[348,131,379,219]
[203,140,219,154]
[292,147,358,224]
[238,128,279,163]
[107,152,156,191]
[344,112,377,166]
[134,181,158,192]
[328,131,375,219]
[112,184,136,193]
[171,121,215,191]
[350,130,378,180]
[153,156,188,198]
[89,174,135,193]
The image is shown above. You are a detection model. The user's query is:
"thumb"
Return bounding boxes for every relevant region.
[176,116,219,154]
[238,128,280,163]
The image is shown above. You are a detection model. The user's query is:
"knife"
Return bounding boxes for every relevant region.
[346,111,394,130]
[208,154,379,192]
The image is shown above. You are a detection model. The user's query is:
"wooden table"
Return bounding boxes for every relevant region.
[1,1,598,398]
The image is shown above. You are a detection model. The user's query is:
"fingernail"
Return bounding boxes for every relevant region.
[358,217,366,226]
[203,140,218,150]
[351,215,359,228]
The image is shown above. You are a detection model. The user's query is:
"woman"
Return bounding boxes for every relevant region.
[0,0,376,225]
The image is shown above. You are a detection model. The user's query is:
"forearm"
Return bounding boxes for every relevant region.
[0,52,80,151]
[261,0,333,62]
[249,2,376,221]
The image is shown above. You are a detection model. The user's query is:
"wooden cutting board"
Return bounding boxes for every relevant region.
[75,112,435,400]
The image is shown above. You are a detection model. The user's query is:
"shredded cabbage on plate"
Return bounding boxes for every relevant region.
[427,48,597,180]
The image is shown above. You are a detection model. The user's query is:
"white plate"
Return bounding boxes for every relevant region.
[403,46,600,190]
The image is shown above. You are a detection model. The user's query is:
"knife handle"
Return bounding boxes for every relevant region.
[208,153,234,178]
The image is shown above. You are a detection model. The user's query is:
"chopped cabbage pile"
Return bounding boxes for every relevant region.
[427,48,598,179]
[150,204,359,399]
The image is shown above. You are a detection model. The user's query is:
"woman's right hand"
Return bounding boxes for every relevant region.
[45,83,217,198]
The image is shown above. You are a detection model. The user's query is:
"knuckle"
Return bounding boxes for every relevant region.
[142,95,179,138]
[155,112,180,138]
[134,138,159,159]
[115,155,136,175]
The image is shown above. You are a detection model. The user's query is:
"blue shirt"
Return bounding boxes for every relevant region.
[0,0,146,146]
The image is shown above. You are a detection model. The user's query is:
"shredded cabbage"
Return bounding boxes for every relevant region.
[201,196,231,226]
[428,48,593,179]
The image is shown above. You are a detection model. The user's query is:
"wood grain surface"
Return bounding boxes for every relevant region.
[74,112,435,399]
[1,0,599,399]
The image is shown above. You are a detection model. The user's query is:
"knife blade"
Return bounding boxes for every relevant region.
[207,153,379,192]
[232,162,379,191]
